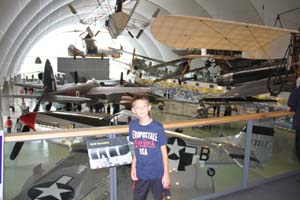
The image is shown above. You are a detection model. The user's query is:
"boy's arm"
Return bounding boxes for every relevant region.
[131,153,138,181]
[161,145,170,188]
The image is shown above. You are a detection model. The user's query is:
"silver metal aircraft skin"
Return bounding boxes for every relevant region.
[13,110,274,199]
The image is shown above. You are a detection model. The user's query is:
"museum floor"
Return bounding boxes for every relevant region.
[3,104,300,199]
[209,170,300,200]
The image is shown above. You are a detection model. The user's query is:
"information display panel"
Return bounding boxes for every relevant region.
[87,137,132,169]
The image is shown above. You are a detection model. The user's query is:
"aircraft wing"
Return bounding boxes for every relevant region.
[118,48,165,63]
[50,95,91,103]
[142,58,186,72]
[19,111,111,131]
[86,86,151,96]
[12,144,111,200]
[151,15,299,59]
[165,130,262,171]
[203,95,277,105]
[15,82,44,89]
[5,93,92,104]
[220,79,270,98]
[6,94,41,99]
[215,143,261,168]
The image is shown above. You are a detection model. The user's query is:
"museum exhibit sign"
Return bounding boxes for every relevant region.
[87,136,132,169]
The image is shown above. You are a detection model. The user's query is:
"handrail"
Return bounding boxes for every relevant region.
[4,111,293,143]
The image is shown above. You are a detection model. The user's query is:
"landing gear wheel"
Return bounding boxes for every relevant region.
[77,104,82,112]
[66,103,72,111]
[207,168,216,177]
[267,75,284,96]
[45,103,52,111]
[267,67,288,96]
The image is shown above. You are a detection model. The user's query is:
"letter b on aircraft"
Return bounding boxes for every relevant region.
[199,146,210,161]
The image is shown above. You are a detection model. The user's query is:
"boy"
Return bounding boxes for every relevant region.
[129,95,170,200]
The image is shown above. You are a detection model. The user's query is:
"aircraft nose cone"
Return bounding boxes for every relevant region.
[19,112,37,131]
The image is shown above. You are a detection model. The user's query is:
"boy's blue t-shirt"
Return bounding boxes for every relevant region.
[129,119,167,180]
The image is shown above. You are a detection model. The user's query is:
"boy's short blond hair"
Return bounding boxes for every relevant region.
[132,95,149,105]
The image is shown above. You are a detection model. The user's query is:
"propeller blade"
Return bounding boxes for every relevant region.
[79,31,86,38]
[9,125,30,160]
[70,71,79,84]
[152,8,160,18]
[68,4,77,15]
[136,29,144,39]
[94,30,100,37]
[127,30,134,38]
[10,142,24,160]
[120,72,124,85]
[74,71,79,84]
[68,4,87,25]
[32,85,49,112]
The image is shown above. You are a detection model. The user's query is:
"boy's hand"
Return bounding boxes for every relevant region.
[131,166,138,181]
[162,173,170,188]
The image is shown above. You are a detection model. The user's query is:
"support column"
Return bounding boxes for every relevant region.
[2,80,10,117]
[242,119,253,188]
[109,133,117,200]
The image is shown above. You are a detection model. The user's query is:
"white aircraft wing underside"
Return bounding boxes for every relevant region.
[86,86,151,95]
[8,94,41,99]
[51,95,91,103]
[15,82,44,89]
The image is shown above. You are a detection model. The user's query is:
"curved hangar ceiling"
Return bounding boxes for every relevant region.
[0,0,299,79]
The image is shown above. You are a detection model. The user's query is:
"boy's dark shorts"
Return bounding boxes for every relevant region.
[132,179,171,200]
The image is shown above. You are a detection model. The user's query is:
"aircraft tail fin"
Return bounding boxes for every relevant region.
[43,59,57,92]
[233,124,274,163]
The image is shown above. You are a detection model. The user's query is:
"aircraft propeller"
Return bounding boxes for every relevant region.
[68,4,86,25]
[120,72,124,85]
[9,87,49,160]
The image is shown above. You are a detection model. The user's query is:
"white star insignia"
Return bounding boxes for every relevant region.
[34,182,72,200]
[168,138,185,158]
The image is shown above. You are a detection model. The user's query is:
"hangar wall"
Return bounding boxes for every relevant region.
[57,58,110,81]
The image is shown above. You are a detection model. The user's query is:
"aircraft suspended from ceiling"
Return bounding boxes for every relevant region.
[151,15,300,96]
[117,42,250,85]
[67,26,123,59]
[111,47,213,84]
[67,0,160,39]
